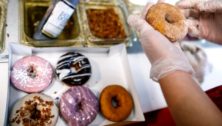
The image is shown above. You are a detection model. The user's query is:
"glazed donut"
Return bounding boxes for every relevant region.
[10,93,58,126]
[56,52,91,85]
[181,42,209,83]
[60,86,99,126]
[10,56,53,93]
[100,85,133,122]
[146,3,187,42]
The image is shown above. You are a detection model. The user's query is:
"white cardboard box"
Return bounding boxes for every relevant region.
[6,43,145,126]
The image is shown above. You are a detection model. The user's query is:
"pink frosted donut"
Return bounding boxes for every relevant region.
[10,56,53,93]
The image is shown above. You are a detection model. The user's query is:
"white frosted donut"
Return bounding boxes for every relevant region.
[10,93,58,126]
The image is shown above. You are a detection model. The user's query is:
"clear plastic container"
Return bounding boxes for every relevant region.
[20,0,135,47]
[80,0,134,47]
[0,1,7,53]
[20,0,84,47]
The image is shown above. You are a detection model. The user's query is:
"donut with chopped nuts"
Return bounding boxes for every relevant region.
[10,93,58,126]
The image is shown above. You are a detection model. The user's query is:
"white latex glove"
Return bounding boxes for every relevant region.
[177,0,222,44]
[181,42,210,83]
[127,3,194,81]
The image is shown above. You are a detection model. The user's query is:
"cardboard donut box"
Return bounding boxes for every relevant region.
[6,43,144,125]
[3,0,144,125]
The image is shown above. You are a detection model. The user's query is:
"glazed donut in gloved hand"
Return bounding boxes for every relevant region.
[146,3,187,42]
[128,2,194,81]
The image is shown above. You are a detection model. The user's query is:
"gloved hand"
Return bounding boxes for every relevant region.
[177,0,222,44]
[127,3,194,81]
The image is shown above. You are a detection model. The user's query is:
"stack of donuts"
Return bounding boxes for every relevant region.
[10,52,134,126]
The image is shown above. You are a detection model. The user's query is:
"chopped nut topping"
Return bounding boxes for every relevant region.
[87,8,127,39]
[10,95,55,126]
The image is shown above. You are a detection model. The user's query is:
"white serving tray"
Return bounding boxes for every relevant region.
[6,43,144,126]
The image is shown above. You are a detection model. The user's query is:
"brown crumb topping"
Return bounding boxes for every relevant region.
[86,8,127,39]
[11,96,55,126]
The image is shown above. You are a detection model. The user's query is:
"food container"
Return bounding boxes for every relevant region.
[20,0,84,47]
[0,0,7,53]
[5,43,145,125]
[20,0,136,47]
[80,0,135,47]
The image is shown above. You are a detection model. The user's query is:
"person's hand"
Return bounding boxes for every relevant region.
[127,3,193,81]
[177,0,222,44]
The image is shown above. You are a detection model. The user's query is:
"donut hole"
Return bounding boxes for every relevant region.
[76,102,84,111]
[27,65,37,78]
[30,103,41,120]
[165,13,176,24]
[111,96,119,108]
[71,62,81,73]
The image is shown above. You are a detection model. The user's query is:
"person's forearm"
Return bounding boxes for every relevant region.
[159,71,222,126]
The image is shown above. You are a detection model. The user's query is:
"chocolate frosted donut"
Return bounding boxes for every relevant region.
[146,3,187,42]
[56,52,91,85]
[10,56,53,93]
[10,93,58,126]
[60,86,99,126]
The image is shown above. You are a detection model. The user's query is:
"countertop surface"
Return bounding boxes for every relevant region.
[1,0,222,125]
